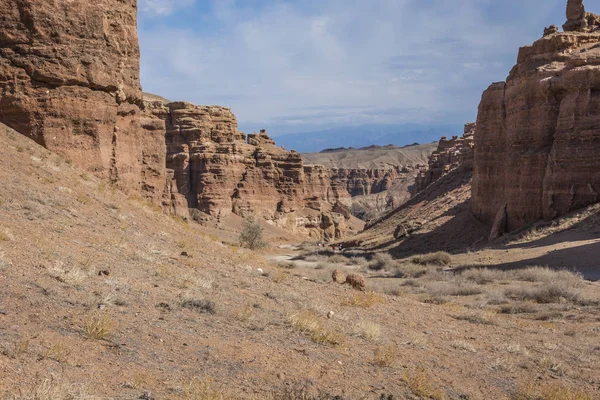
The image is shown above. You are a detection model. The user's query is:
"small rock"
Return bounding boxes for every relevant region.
[327,311,334,319]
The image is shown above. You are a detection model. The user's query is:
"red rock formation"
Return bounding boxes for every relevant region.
[472,5,600,232]
[142,99,357,238]
[0,0,166,202]
[414,123,475,192]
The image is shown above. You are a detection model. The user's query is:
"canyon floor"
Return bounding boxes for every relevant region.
[1,123,599,400]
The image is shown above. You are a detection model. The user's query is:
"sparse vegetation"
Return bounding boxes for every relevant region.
[341,291,385,308]
[288,310,345,347]
[411,252,452,266]
[354,320,382,341]
[404,366,444,400]
[83,311,113,340]
[513,380,595,400]
[373,345,398,367]
[239,216,266,250]
[4,377,90,400]
[181,299,217,314]
[370,253,395,271]
[178,378,230,400]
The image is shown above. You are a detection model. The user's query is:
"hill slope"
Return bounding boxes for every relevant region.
[3,124,600,399]
[302,143,436,170]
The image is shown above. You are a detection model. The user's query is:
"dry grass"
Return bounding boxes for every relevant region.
[0,229,13,242]
[176,378,231,400]
[48,263,91,286]
[354,320,381,341]
[513,381,596,400]
[288,310,345,347]
[340,291,385,308]
[372,345,398,367]
[451,340,477,353]
[5,376,91,400]
[404,366,444,400]
[411,252,452,266]
[42,343,70,364]
[232,305,255,322]
[270,266,287,283]
[83,311,114,340]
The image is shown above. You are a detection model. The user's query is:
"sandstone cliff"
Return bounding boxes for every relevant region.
[142,99,358,240]
[0,0,166,202]
[415,123,475,193]
[473,2,600,233]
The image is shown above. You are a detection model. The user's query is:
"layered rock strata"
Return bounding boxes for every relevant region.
[0,0,166,202]
[415,123,475,193]
[142,100,356,239]
[472,3,600,232]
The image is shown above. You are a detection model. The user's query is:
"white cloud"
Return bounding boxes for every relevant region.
[139,0,195,17]
[138,0,565,134]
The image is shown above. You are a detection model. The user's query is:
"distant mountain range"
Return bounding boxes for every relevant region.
[271,123,463,153]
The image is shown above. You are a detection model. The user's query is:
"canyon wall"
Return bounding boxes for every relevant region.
[0,0,166,202]
[143,98,355,239]
[472,3,600,232]
[415,123,475,193]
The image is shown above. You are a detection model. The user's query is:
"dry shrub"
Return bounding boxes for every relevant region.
[500,302,538,314]
[288,310,345,347]
[181,299,217,315]
[454,310,497,325]
[232,305,254,322]
[270,266,287,283]
[341,291,385,308]
[354,320,382,341]
[504,283,580,304]
[393,263,429,278]
[404,366,444,400]
[83,311,114,340]
[461,268,508,284]
[370,253,396,271]
[411,252,452,266]
[373,345,398,367]
[425,280,482,297]
[514,267,583,287]
[513,380,596,400]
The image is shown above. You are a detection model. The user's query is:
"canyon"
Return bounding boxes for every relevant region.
[0,0,434,241]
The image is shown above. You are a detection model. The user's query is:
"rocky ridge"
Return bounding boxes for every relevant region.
[143,98,357,240]
[414,123,475,193]
[473,0,600,234]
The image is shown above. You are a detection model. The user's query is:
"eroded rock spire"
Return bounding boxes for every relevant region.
[564,0,587,31]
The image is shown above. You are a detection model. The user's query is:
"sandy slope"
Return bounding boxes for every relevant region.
[0,124,599,399]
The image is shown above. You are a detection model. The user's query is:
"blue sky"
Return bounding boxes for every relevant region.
[138,0,566,136]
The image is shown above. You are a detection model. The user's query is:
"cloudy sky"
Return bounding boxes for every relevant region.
[138,0,565,135]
